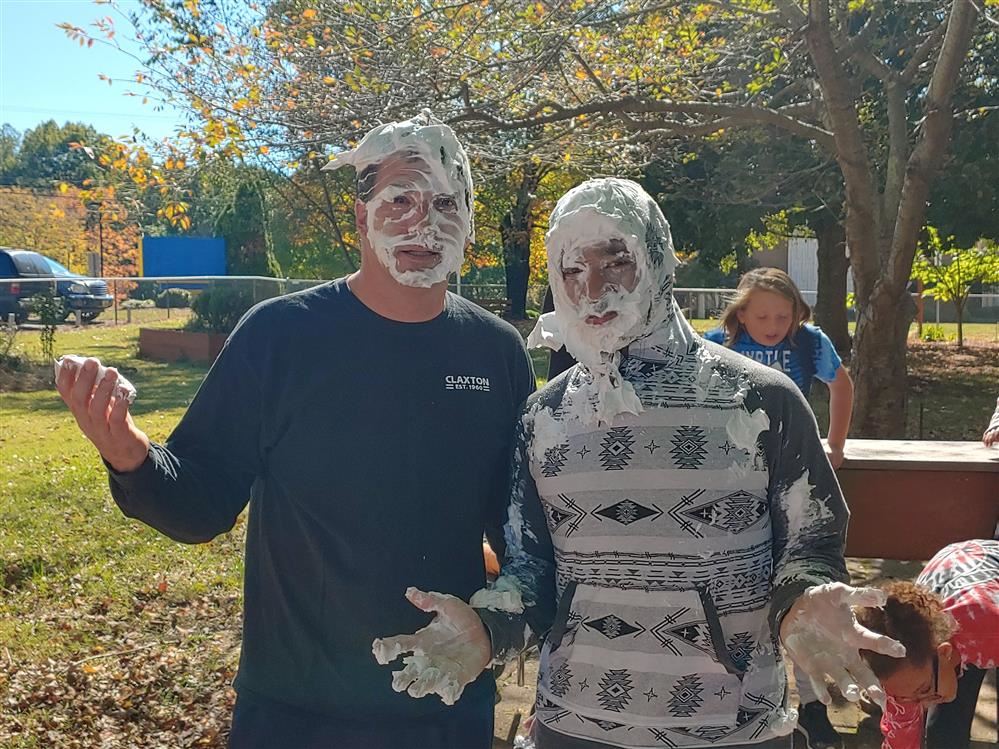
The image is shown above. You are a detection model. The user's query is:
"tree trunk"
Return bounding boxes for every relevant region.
[501,209,531,318]
[813,219,851,357]
[850,274,916,437]
[956,301,964,348]
[501,165,540,319]
[802,0,979,438]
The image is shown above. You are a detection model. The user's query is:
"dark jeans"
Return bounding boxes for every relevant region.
[536,721,792,748]
[228,688,495,749]
[926,665,988,749]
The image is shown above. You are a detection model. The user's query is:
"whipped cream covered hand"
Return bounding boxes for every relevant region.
[372,587,491,706]
[780,582,905,707]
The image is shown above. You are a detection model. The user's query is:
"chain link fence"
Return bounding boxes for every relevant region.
[4,277,999,329]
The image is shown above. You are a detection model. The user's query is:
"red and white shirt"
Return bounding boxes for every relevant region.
[880,539,999,749]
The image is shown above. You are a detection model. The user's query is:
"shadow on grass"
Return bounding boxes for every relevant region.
[0,553,84,592]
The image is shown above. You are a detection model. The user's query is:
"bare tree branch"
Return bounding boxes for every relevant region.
[453,96,836,150]
[890,0,980,289]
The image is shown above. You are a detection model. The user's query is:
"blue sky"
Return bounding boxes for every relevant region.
[1,0,187,142]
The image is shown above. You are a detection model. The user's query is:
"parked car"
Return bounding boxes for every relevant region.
[0,248,113,324]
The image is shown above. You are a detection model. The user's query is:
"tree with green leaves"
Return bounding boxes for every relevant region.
[435,0,992,436]
[643,126,852,352]
[926,27,999,247]
[0,120,112,188]
[0,124,20,178]
[63,1,997,418]
[911,228,999,348]
[213,180,283,277]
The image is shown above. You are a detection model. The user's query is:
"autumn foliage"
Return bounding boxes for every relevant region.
[0,186,140,295]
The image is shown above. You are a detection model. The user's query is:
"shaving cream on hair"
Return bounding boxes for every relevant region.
[530,178,690,424]
[322,110,474,288]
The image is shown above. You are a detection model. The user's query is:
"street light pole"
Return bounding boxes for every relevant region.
[86,200,105,276]
[98,212,104,277]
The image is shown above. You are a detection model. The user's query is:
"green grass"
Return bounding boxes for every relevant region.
[901,320,999,343]
[1,321,245,746]
[2,321,242,653]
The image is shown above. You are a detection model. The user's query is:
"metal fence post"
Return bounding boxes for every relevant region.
[113,280,118,326]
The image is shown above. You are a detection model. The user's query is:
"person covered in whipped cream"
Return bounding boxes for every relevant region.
[374,178,904,748]
[54,111,534,749]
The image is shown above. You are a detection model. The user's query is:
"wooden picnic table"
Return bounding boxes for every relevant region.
[836,439,999,560]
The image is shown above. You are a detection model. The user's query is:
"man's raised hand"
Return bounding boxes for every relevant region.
[55,356,149,473]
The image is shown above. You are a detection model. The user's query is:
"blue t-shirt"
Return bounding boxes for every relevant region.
[703,323,841,397]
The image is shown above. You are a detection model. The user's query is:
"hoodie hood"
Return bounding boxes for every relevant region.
[529,178,694,424]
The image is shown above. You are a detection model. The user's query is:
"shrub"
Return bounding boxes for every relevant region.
[156,288,192,308]
[921,324,949,342]
[187,286,254,334]
[0,318,19,367]
[129,283,160,301]
[31,289,64,360]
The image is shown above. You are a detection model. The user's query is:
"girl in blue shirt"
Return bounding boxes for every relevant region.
[705,267,853,469]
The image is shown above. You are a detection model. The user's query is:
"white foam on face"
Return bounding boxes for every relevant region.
[532,178,683,425]
[552,211,647,363]
[726,407,770,454]
[363,155,470,288]
[469,575,525,614]
[323,111,473,288]
[547,198,669,375]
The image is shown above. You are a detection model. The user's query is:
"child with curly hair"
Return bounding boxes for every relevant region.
[855,539,999,749]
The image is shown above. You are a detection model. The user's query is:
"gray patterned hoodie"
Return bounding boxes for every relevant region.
[478,180,849,748]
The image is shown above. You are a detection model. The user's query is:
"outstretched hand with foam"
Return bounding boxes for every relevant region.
[780,582,905,708]
[372,587,491,706]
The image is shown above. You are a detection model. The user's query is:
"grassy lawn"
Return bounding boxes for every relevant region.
[1,320,242,748]
[2,318,996,747]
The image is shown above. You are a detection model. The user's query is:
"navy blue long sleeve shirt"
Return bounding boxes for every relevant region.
[107,279,535,720]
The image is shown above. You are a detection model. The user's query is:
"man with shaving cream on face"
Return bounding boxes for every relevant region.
[375,178,905,748]
[54,111,534,748]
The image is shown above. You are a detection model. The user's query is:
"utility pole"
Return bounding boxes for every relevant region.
[98,211,104,277]
[87,200,106,276]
